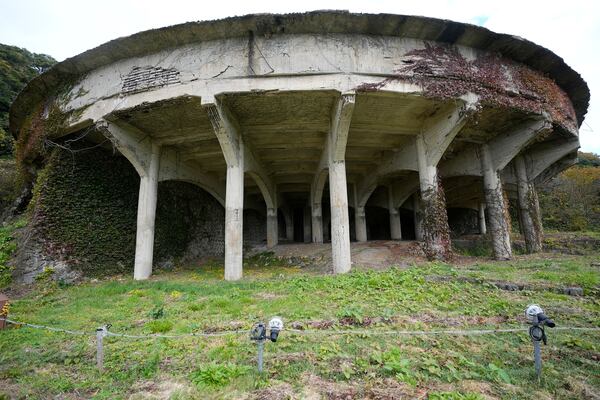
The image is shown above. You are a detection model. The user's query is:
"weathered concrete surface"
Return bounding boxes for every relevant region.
[514,155,543,253]
[9,12,589,280]
[480,144,512,260]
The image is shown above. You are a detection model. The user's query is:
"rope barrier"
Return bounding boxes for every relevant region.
[3,317,599,339]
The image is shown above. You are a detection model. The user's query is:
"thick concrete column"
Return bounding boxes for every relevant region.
[355,206,367,242]
[480,144,512,260]
[388,186,402,240]
[327,93,354,274]
[514,155,543,253]
[266,207,278,248]
[416,134,451,260]
[413,193,424,241]
[283,208,294,241]
[311,203,323,243]
[224,161,244,280]
[303,207,312,243]
[478,203,487,235]
[206,102,246,280]
[329,159,351,273]
[133,142,161,280]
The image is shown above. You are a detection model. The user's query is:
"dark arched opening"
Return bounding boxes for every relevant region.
[365,206,391,240]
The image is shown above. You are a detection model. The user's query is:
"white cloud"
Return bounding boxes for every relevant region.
[1,0,598,152]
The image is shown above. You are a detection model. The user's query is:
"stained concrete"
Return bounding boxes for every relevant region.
[9,12,589,280]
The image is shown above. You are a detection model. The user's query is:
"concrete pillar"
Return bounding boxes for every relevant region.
[266,207,278,248]
[303,207,312,243]
[478,202,487,235]
[480,144,512,260]
[355,206,367,242]
[329,160,351,273]
[416,134,451,260]
[224,162,244,281]
[514,155,543,253]
[283,208,294,241]
[133,143,161,280]
[311,203,323,243]
[413,193,424,241]
[388,186,402,240]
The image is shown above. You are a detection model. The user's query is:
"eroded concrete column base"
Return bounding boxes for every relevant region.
[266,207,278,248]
[515,155,543,253]
[355,206,367,242]
[312,204,323,243]
[481,144,512,260]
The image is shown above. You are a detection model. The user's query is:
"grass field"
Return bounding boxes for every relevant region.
[0,252,599,399]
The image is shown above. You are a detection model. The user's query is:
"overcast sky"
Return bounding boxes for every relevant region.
[1,0,598,153]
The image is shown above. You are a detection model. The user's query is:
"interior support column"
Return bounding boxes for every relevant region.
[478,202,487,235]
[283,208,294,241]
[224,159,244,280]
[329,159,351,273]
[134,142,161,280]
[355,206,367,242]
[266,207,278,248]
[413,193,423,241]
[328,93,354,274]
[481,144,512,260]
[311,203,323,243]
[514,155,543,253]
[303,207,312,243]
[388,186,402,240]
[416,134,451,260]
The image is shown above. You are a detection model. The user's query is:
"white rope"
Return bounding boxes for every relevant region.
[0,318,249,338]
[2,317,599,339]
[0,318,91,336]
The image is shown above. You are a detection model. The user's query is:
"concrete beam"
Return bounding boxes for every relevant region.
[441,118,552,178]
[328,93,355,274]
[356,98,474,209]
[505,138,580,184]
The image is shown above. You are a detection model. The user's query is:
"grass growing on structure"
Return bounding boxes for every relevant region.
[0,254,598,399]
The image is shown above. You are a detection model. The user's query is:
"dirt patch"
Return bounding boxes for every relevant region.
[300,374,422,399]
[251,381,297,400]
[128,378,194,400]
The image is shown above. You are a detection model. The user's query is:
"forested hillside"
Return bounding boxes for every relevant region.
[538,151,600,232]
[0,43,56,156]
[0,44,56,214]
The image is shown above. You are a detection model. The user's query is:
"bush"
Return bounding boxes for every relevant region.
[190,362,251,387]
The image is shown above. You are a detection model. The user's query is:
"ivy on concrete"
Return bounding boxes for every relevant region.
[27,144,223,276]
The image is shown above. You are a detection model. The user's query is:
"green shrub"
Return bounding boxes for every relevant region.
[145,320,173,334]
[190,362,251,387]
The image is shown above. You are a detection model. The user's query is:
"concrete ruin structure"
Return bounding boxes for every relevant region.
[10,12,589,280]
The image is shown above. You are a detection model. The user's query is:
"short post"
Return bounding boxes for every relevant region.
[257,340,265,373]
[529,317,543,382]
[250,323,267,373]
[525,305,555,384]
[250,317,283,374]
[96,325,109,370]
